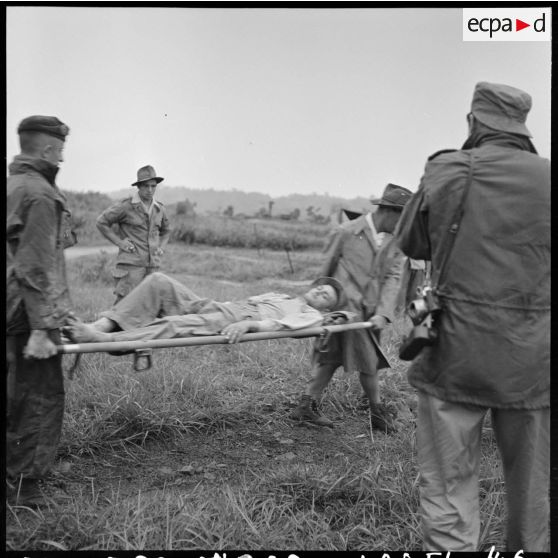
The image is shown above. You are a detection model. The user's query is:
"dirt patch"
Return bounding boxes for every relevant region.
[49,400,414,505]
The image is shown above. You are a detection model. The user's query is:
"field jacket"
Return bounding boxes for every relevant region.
[397,137,550,409]
[7,155,73,332]
[316,214,405,371]
[96,194,170,268]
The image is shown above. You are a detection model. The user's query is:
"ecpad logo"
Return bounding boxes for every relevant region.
[463,8,551,42]
[468,14,545,37]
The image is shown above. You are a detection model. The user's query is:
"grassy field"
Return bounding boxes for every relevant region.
[171,215,330,251]
[5,243,506,552]
[64,188,334,251]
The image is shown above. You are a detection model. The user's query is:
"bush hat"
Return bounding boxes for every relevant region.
[471,82,532,137]
[132,165,164,186]
[17,115,70,141]
[311,276,347,311]
[370,183,412,209]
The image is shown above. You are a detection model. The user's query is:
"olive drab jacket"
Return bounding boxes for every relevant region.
[6,155,74,333]
[317,214,405,371]
[397,136,550,409]
[96,194,170,268]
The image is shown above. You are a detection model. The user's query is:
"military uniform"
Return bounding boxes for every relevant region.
[291,184,411,430]
[97,191,171,300]
[91,272,333,342]
[6,116,72,487]
[397,82,550,552]
[313,213,405,373]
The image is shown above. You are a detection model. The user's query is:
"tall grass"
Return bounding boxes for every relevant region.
[62,190,114,246]
[6,245,507,552]
[63,189,332,251]
[171,215,329,251]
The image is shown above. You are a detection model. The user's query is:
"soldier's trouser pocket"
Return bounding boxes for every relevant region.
[112,265,150,300]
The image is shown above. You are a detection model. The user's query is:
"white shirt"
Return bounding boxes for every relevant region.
[246,293,325,330]
[365,212,386,247]
[131,190,159,218]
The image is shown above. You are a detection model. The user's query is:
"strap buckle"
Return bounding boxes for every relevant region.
[318,329,332,352]
[133,349,153,372]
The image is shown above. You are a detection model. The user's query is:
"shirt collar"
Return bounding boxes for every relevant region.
[131,190,161,210]
[365,212,386,247]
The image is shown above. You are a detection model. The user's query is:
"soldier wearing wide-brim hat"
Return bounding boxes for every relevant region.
[131,164,165,186]
[291,182,412,432]
[96,164,171,302]
[396,82,549,551]
[370,183,413,209]
[7,115,74,505]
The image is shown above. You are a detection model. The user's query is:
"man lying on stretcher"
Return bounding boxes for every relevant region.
[64,272,351,345]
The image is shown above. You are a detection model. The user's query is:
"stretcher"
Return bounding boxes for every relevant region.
[57,321,377,377]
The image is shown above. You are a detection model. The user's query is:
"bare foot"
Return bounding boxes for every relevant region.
[65,318,113,343]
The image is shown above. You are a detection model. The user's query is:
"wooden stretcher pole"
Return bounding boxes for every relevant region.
[57,321,374,355]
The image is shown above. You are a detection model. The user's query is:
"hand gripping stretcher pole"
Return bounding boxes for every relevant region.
[57,321,377,377]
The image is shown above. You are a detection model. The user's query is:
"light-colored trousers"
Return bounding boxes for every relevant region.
[101,272,257,342]
[112,264,158,303]
[417,390,549,552]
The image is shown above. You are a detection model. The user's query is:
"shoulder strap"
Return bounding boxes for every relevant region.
[428,148,457,161]
[431,152,474,290]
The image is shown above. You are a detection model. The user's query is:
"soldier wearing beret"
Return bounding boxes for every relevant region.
[396,82,549,551]
[291,183,411,432]
[6,115,74,505]
[96,165,171,303]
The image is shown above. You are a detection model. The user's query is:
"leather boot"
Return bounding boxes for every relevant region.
[369,402,397,434]
[290,395,334,427]
[6,478,45,506]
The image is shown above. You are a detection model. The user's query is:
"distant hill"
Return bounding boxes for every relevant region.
[107,186,371,219]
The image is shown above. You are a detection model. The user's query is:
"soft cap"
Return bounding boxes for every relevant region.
[471,81,532,137]
[370,183,412,209]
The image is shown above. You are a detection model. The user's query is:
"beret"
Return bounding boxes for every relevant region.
[18,115,70,141]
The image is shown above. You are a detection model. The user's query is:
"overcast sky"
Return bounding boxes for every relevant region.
[6,6,551,199]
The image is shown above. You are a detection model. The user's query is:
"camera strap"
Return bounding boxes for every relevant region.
[431,152,475,292]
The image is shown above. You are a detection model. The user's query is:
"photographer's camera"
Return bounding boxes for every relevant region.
[399,286,441,361]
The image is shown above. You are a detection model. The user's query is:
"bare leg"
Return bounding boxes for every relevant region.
[360,370,396,433]
[359,372,380,405]
[306,363,338,400]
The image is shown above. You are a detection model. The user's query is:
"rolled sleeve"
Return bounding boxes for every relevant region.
[159,207,171,236]
[96,201,125,228]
